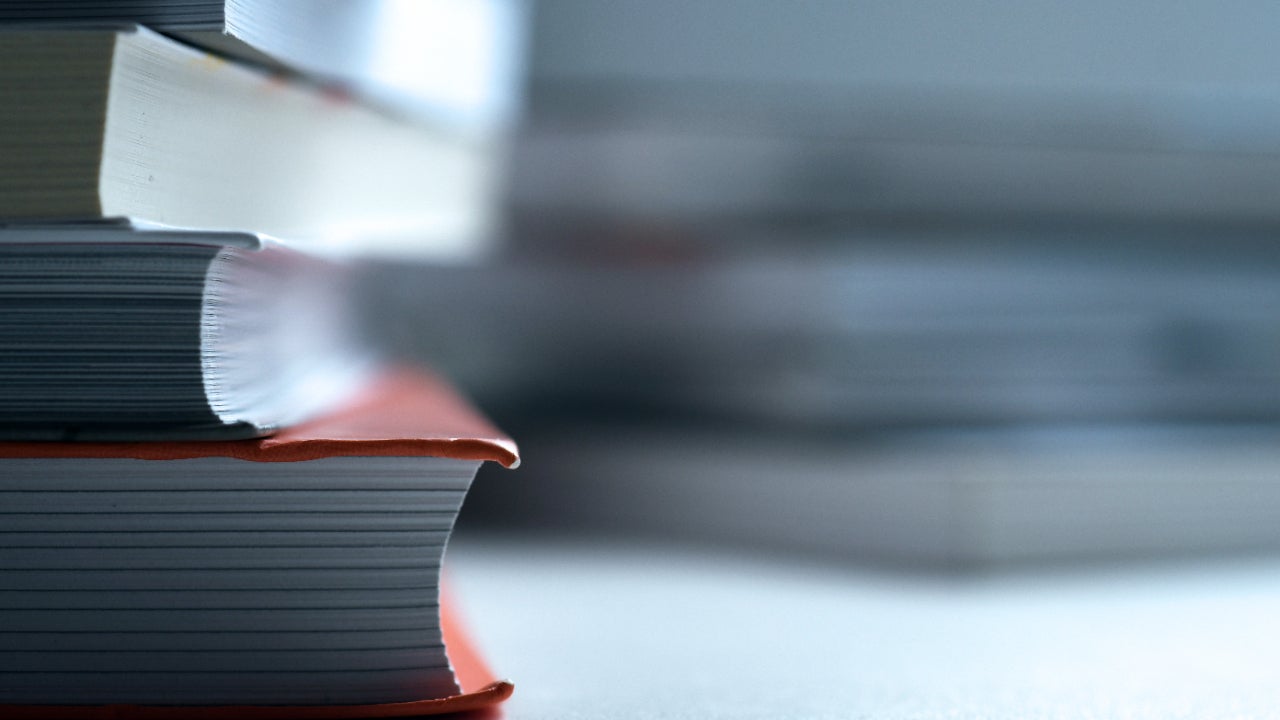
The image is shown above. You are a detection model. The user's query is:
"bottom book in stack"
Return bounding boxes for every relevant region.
[0,369,519,715]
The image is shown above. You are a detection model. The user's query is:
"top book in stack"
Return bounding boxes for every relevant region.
[0,11,516,258]
[0,0,524,130]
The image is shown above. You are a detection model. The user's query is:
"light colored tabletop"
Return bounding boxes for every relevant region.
[448,534,1280,719]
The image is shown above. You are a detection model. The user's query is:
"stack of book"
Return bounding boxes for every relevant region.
[0,2,521,716]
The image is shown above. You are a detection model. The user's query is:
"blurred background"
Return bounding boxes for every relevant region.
[361,0,1280,570]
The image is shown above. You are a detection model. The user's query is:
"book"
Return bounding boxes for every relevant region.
[0,0,524,129]
[0,368,520,712]
[0,25,498,258]
[0,222,372,440]
[480,420,1280,568]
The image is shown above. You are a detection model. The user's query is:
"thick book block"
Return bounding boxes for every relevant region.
[0,370,518,714]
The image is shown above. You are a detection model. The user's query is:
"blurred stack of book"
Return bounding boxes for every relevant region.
[0,1,521,715]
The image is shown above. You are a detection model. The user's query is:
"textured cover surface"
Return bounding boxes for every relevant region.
[0,368,520,467]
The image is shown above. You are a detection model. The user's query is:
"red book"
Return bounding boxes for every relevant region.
[0,369,518,718]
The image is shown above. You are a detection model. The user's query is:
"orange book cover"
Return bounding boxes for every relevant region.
[0,368,518,719]
[0,369,520,468]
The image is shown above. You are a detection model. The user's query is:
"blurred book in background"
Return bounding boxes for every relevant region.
[362,236,1280,567]
[513,0,1280,240]
[360,0,1280,569]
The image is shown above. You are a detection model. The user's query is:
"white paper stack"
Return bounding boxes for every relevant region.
[0,455,479,705]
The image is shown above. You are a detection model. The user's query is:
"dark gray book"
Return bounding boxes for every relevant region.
[0,222,371,439]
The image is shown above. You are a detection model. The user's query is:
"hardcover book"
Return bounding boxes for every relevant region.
[0,369,519,713]
[0,223,371,439]
[0,25,498,258]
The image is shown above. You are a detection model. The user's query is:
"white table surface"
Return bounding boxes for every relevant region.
[447,534,1280,719]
